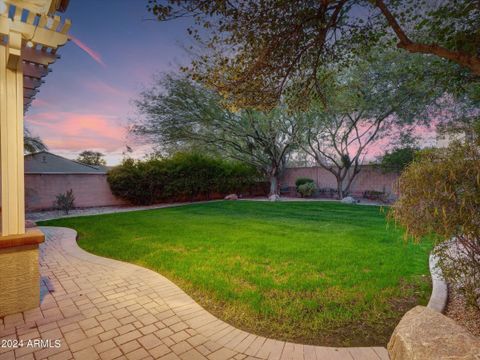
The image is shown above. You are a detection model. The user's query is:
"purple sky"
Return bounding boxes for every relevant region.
[25,1,438,165]
[26,0,194,165]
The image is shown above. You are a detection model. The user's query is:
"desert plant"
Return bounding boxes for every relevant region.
[298,182,316,198]
[391,140,480,309]
[54,189,75,215]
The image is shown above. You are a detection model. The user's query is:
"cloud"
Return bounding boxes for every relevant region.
[70,35,106,68]
[82,79,131,100]
[25,111,126,152]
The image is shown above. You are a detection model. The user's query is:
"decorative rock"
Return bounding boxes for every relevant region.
[269,194,281,201]
[224,194,239,200]
[388,306,480,360]
[341,196,356,204]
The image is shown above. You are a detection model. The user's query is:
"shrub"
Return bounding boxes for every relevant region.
[295,177,314,191]
[380,147,418,173]
[54,189,75,214]
[108,153,261,205]
[391,140,480,309]
[298,182,316,198]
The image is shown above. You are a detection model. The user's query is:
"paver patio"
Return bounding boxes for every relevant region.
[0,227,389,360]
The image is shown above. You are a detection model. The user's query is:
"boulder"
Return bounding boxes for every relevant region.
[341,196,356,204]
[224,194,238,200]
[388,306,480,360]
[269,194,281,202]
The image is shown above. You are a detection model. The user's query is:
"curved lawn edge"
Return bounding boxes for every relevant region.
[34,200,435,348]
[43,226,389,359]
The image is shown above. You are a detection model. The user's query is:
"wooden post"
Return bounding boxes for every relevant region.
[0,1,70,316]
[0,31,25,236]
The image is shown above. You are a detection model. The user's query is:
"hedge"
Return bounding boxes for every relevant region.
[107,153,264,205]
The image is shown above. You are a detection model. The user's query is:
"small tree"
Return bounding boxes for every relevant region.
[77,150,107,166]
[54,189,75,215]
[391,139,480,309]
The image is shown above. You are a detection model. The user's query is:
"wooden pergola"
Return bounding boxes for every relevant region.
[0,0,71,316]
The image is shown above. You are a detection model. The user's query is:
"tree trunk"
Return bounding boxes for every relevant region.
[269,175,279,196]
[336,177,344,200]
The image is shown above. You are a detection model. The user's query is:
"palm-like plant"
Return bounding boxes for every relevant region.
[24,128,47,154]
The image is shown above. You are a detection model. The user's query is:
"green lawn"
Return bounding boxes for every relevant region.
[39,201,432,346]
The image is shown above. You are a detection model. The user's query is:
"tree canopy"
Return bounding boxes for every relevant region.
[298,50,440,198]
[131,74,300,195]
[76,150,107,166]
[148,0,480,110]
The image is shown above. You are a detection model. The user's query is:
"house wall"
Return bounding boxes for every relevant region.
[280,166,400,197]
[25,174,127,211]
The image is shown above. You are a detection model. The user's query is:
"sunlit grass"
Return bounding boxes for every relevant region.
[40,200,432,346]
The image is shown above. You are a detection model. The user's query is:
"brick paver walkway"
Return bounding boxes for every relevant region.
[0,227,389,360]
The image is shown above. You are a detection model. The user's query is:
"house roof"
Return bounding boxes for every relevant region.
[25,151,108,174]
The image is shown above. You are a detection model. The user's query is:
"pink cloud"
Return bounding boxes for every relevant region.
[70,35,106,68]
[82,79,131,100]
[25,112,126,152]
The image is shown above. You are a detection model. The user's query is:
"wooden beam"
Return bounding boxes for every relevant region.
[23,76,43,89]
[24,88,38,98]
[22,46,59,66]
[0,16,70,50]
[7,1,54,16]
[22,63,49,78]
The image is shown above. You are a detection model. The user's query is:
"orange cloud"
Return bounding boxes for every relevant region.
[70,35,106,68]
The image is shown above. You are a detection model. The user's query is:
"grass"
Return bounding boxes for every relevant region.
[39,200,432,346]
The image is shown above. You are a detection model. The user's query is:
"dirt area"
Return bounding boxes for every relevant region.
[445,286,480,337]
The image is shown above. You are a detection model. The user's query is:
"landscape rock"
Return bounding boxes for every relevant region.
[388,306,480,360]
[269,194,281,201]
[224,194,238,200]
[341,196,357,204]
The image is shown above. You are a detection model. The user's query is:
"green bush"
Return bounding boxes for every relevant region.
[108,153,260,205]
[380,147,418,173]
[295,177,314,190]
[298,182,316,198]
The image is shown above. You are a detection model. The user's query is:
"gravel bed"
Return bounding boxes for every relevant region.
[26,201,215,222]
[445,286,480,337]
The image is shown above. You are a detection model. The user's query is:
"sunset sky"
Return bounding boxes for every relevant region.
[26,1,438,166]
[26,0,193,165]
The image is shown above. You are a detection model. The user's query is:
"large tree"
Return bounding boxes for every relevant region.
[299,50,441,198]
[148,0,480,110]
[76,150,107,166]
[131,75,300,196]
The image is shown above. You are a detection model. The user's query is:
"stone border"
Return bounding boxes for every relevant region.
[427,253,448,313]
